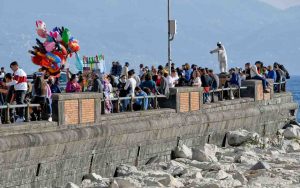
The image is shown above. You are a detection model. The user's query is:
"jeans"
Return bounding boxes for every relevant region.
[15,90,26,118]
[31,96,52,120]
[252,76,268,90]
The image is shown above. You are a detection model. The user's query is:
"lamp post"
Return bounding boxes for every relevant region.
[168,0,176,75]
[168,0,171,75]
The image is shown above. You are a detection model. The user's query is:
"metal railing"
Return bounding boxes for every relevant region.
[101,94,166,113]
[207,86,248,103]
[273,81,286,93]
[0,103,40,124]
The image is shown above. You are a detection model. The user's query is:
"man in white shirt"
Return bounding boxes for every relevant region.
[168,69,179,88]
[124,71,137,97]
[122,70,137,112]
[0,67,5,78]
[210,42,228,73]
[6,61,28,122]
[122,62,129,79]
[250,61,269,93]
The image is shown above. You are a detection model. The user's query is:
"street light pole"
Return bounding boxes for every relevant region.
[168,0,171,75]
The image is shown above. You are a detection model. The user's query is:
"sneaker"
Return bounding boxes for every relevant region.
[48,117,52,122]
[15,117,25,123]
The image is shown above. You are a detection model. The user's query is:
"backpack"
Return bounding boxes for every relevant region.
[278,64,290,79]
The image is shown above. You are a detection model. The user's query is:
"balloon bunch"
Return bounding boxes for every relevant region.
[28,20,80,76]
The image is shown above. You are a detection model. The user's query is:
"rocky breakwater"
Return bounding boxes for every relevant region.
[65,124,300,188]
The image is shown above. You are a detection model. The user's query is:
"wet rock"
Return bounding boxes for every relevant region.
[250,161,271,170]
[65,182,79,188]
[283,125,300,139]
[174,144,192,159]
[192,144,218,162]
[227,129,260,146]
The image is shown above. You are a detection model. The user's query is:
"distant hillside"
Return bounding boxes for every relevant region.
[0,0,299,74]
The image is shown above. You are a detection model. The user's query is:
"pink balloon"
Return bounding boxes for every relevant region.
[36,20,46,30]
[44,41,56,52]
[36,20,47,38]
[49,31,62,41]
[37,29,47,38]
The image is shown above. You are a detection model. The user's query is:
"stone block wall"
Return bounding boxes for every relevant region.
[0,92,297,187]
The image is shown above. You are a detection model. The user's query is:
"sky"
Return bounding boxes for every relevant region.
[0,0,299,75]
[260,0,300,9]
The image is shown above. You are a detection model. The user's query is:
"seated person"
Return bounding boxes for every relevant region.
[250,62,269,93]
[133,87,148,111]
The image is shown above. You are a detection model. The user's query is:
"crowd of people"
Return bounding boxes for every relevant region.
[0,59,290,124]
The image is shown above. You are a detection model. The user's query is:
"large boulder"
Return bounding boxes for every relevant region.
[82,173,103,182]
[234,150,259,165]
[115,165,139,177]
[232,171,248,185]
[65,182,79,188]
[189,161,222,171]
[165,160,188,177]
[113,177,142,188]
[283,140,300,152]
[147,171,184,187]
[283,125,300,139]
[174,144,192,159]
[227,129,260,146]
[192,144,218,162]
[203,170,229,180]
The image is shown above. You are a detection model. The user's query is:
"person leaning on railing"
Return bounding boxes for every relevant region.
[5,61,28,123]
[31,75,52,122]
[0,73,15,123]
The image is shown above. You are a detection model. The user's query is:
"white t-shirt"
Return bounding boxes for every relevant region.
[124,77,137,96]
[7,68,28,91]
[250,65,261,78]
[193,77,202,87]
[0,72,4,78]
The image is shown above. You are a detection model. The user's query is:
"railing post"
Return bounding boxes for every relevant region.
[117,97,120,113]
[229,86,232,100]
[211,90,215,103]
[154,94,158,109]
[5,104,11,124]
[143,96,146,111]
[130,96,134,112]
[278,82,281,93]
[238,87,241,98]
[221,87,224,101]
[25,103,30,122]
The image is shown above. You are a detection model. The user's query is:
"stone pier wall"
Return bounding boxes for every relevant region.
[0,92,297,188]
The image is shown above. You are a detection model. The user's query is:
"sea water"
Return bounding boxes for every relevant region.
[287,75,300,121]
